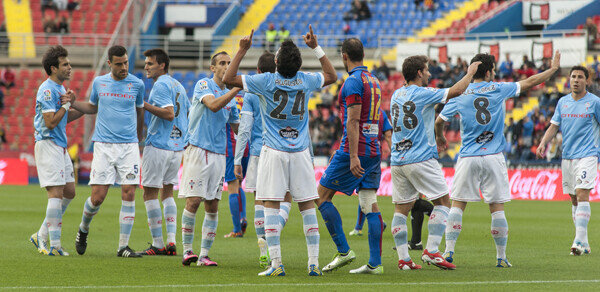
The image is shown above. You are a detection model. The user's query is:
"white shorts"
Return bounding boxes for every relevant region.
[244,155,260,192]
[89,142,141,185]
[178,145,225,200]
[141,145,183,188]
[562,156,598,194]
[391,159,448,204]
[35,140,75,188]
[451,152,510,204]
[256,146,318,202]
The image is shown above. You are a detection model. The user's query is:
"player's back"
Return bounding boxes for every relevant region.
[440,81,519,157]
[90,73,145,143]
[146,74,190,151]
[390,85,447,165]
[242,71,323,152]
[34,79,68,147]
[338,67,382,158]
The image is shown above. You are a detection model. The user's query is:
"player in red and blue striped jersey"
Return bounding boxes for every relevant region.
[317,38,385,275]
[224,120,250,238]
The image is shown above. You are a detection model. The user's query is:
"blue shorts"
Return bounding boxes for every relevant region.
[225,155,249,183]
[319,150,381,195]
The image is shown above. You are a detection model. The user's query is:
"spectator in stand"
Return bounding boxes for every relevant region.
[343,0,371,21]
[41,0,58,13]
[499,53,513,79]
[522,115,534,147]
[43,14,58,34]
[0,87,4,113]
[264,23,277,52]
[521,55,535,70]
[0,126,6,149]
[67,0,80,13]
[585,17,598,49]
[277,26,289,44]
[57,15,70,34]
[428,59,443,80]
[0,22,8,56]
[0,66,16,91]
[517,63,536,78]
[591,55,600,82]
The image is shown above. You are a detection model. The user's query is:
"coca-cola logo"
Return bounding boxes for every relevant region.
[509,170,560,200]
[0,160,6,184]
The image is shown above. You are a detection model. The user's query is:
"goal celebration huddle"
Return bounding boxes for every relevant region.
[30,25,597,276]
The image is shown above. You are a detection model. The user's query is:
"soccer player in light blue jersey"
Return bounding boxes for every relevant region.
[178,51,241,267]
[537,65,596,256]
[224,26,337,276]
[389,55,479,271]
[436,52,560,267]
[69,45,146,258]
[30,46,84,256]
[139,49,189,256]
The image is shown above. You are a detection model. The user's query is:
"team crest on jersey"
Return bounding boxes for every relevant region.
[126,173,135,180]
[189,180,195,190]
[127,83,133,91]
[199,80,208,91]
[475,131,494,144]
[585,102,591,111]
[279,127,299,139]
[170,126,182,139]
[395,139,413,152]
[100,83,106,87]
[43,89,52,101]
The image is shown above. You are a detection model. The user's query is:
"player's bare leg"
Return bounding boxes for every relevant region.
[298,200,321,276]
[197,199,219,266]
[572,188,591,255]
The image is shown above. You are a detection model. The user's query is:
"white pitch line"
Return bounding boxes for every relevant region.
[2,279,600,289]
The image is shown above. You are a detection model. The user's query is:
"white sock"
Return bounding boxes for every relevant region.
[119,200,135,250]
[301,208,319,267]
[200,212,218,258]
[79,197,100,233]
[572,205,577,227]
[491,211,508,259]
[254,204,265,239]
[425,205,449,253]
[575,202,591,245]
[144,199,164,249]
[391,213,410,261]
[46,198,63,248]
[162,197,177,244]
[181,209,196,253]
[444,207,463,253]
[265,207,282,266]
[279,202,291,228]
[40,197,72,239]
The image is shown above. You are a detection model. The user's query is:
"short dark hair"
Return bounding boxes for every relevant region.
[341,38,364,62]
[42,46,69,76]
[143,48,170,72]
[570,65,589,79]
[257,51,276,73]
[402,55,428,82]
[276,40,302,78]
[211,51,229,66]
[108,45,127,62]
[470,53,495,80]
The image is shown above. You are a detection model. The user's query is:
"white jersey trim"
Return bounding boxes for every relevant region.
[160,104,174,108]
[438,113,450,121]
[440,88,450,104]
[241,75,249,92]
[42,109,56,113]
[550,120,560,126]
[514,82,521,97]
[317,72,325,88]
[197,93,214,104]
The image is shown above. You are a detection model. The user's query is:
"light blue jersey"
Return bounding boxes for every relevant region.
[90,73,145,143]
[241,71,324,152]
[145,74,190,151]
[390,85,449,165]
[240,92,263,156]
[34,79,68,148]
[551,92,600,159]
[439,81,520,157]
[186,78,239,154]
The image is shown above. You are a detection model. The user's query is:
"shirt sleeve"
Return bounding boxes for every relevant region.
[438,99,457,121]
[499,82,521,100]
[240,93,254,115]
[234,113,253,165]
[37,88,57,113]
[149,82,173,108]
[302,72,325,91]
[420,87,450,105]
[228,101,240,124]
[136,80,145,108]
[89,79,99,105]
[550,99,561,126]
[341,75,363,106]
[241,74,269,96]
[380,109,392,132]
[193,79,214,104]
[595,98,600,125]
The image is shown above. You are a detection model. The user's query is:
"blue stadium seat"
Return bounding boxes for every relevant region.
[172,72,183,82]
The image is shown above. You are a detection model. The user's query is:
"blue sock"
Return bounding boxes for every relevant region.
[354,204,366,231]
[318,201,349,254]
[366,212,383,267]
[228,193,241,233]
[239,188,246,219]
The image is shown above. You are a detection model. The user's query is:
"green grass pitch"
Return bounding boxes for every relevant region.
[1,185,599,291]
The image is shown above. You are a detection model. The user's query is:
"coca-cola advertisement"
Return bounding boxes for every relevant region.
[0,158,29,185]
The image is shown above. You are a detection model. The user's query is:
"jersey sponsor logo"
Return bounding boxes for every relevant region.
[199,80,208,91]
[43,89,52,101]
[279,126,299,139]
[561,113,591,118]
[170,126,182,139]
[362,123,379,136]
[476,131,494,144]
[98,92,136,100]
[395,139,413,152]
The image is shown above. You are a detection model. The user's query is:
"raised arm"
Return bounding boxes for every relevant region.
[447,61,481,100]
[202,88,242,113]
[519,51,560,92]
[223,30,254,89]
[536,123,559,159]
[303,25,337,86]
[434,116,447,151]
